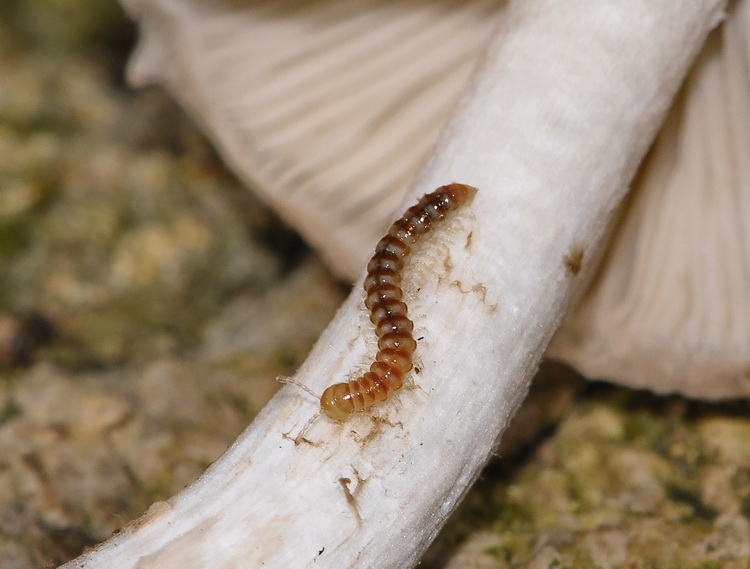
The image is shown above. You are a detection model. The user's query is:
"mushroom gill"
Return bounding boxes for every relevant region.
[122,0,500,278]
[121,0,750,399]
[549,0,750,399]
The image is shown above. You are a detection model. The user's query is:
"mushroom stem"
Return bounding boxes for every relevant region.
[61,1,725,567]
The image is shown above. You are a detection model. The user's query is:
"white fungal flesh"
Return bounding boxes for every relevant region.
[62,1,726,568]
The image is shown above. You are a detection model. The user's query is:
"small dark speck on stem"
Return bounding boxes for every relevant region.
[563,246,584,276]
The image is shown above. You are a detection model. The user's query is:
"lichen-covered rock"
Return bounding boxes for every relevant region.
[428,386,750,569]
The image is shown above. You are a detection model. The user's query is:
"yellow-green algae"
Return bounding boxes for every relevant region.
[424,379,750,569]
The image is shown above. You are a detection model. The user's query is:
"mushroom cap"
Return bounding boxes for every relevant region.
[122,0,750,399]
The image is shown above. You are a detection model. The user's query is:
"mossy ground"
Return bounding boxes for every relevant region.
[0,3,344,566]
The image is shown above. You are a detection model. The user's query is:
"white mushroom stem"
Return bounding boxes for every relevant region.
[61,1,725,568]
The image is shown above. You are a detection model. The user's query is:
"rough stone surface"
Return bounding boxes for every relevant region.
[0,3,343,566]
[426,379,750,569]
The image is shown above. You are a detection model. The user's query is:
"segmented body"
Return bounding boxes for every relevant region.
[320,183,478,421]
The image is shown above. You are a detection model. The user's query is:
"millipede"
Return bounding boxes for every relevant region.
[320,183,478,421]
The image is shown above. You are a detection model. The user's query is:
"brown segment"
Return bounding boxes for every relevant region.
[365,282,403,311]
[369,361,405,390]
[364,268,401,291]
[375,314,414,337]
[369,299,408,325]
[366,250,404,274]
[388,219,419,244]
[377,331,417,352]
[375,348,412,373]
[375,235,411,258]
[319,183,477,421]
